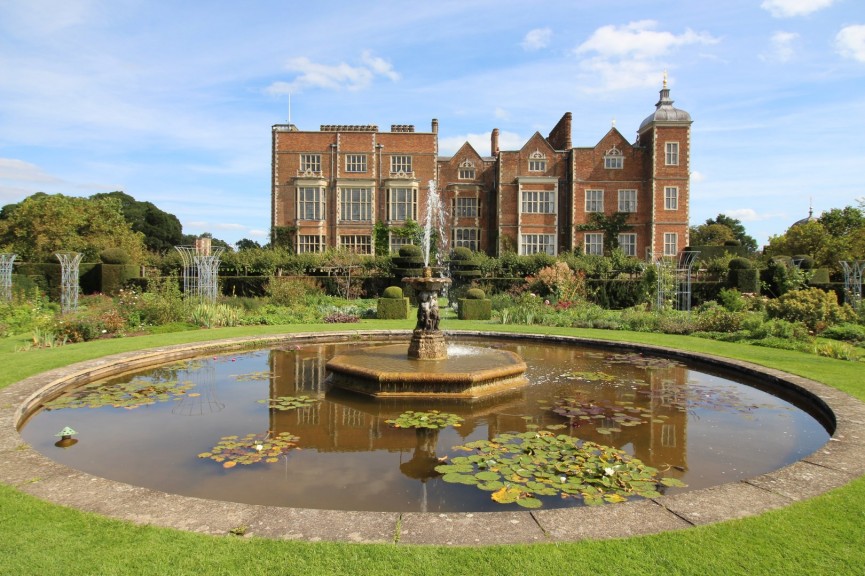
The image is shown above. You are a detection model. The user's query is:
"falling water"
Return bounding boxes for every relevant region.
[422,180,448,269]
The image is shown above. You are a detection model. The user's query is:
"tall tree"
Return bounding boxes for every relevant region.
[91,191,182,252]
[0,193,146,262]
[697,214,758,252]
[689,222,736,246]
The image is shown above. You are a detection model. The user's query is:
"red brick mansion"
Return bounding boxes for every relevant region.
[271,82,691,259]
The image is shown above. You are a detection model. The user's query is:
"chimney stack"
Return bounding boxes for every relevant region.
[491,128,500,156]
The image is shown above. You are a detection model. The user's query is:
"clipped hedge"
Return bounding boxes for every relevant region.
[458,297,491,320]
[727,268,759,293]
[377,297,410,319]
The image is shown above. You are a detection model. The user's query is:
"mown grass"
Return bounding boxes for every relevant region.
[2,319,864,576]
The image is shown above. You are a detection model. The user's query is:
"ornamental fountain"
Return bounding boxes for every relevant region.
[326,180,528,399]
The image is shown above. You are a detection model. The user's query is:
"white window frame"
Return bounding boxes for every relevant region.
[585,189,604,213]
[521,190,556,214]
[528,150,547,172]
[584,233,603,255]
[454,197,478,218]
[345,154,367,173]
[520,234,556,255]
[618,189,637,212]
[300,154,321,173]
[665,142,679,166]
[339,187,372,222]
[664,187,678,210]
[664,232,678,256]
[390,155,412,174]
[339,235,372,254]
[458,160,476,180]
[297,234,324,253]
[297,187,325,220]
[453,227,479,251]
[604,146,623,169]
[618,233,637,257]
[387,187,417,222]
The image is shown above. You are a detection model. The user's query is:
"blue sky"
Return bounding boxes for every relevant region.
[1,0,863,249]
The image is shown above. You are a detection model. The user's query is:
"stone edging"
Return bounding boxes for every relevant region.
[1,330,864,546]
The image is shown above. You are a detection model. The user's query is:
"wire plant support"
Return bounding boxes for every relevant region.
[841,260,865,312]
[652,250,699,312]
[56,252,83,313]
[175,237,224,303]
[0,253,16,302]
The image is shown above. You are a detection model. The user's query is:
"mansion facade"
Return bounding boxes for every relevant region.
[271,82,691,259]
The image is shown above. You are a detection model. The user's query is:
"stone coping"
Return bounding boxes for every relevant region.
[1,330,863,546]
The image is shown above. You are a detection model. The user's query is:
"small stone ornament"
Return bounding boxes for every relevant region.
[54,426,78,448]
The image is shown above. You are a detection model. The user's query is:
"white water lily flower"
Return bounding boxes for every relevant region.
[605,467,616,476]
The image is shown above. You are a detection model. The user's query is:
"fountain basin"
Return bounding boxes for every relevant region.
[326,343,528,399]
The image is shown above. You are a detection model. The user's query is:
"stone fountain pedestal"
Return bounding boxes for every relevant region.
[405,268,451,361]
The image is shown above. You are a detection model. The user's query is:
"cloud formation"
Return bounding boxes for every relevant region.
[521,28,552,51]
[761,31,799,62]
[760,0,836,18]
[836,25,865,63]
[574,21,719,91]
[267,51,399,95]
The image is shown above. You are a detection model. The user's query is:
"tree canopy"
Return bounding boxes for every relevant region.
[690,214,758,252]
[766,205,865,270]
[91,191,182,252]
[0,193,147,263]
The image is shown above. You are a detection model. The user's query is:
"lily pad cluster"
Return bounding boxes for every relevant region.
[257,395,319,411]
[563,371,616,382]
[435,431,684,508]
[606,352,684,370]
[198,431,300,468]
[43,378,195,410]
[386,410,464,430]
[233,371,273,382]
[549,396,663,434]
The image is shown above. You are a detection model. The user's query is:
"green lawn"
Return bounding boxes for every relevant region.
[2,320,864,576]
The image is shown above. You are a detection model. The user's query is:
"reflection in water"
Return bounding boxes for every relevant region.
[20,338,830,513]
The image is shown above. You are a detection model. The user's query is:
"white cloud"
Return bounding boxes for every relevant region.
[574,21,719,91]
[521,28,552,51]
[494,107,509,120]
[723,208,783,222]
[0,158,62,183]
[761,31,799,62]
[266,51,399,94]
[760,0,836,18]
[836,25,865,63]
[690,170,706,183]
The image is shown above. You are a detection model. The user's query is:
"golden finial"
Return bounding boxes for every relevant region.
[663,69,668,89]
[611,117,616,128]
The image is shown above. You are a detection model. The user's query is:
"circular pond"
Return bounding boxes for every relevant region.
[19,335,831,513]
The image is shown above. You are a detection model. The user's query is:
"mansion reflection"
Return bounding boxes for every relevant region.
[266,342,689,483]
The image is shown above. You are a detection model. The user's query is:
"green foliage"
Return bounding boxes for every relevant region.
[265,276,322,306]
[697,214,758,253]
[437,431,681,508]
[465,288,486,300]
[91,191,182,253]
[0,193,147,263]
[718,288,747,312]
[386,410,464,430]
[257,395,319,411]
[576,212,634,254]
[199,432,300,468]
[376,297,410,319]
[0,289,55,337]
[694,302,746,333]
[189,303,242,328]
[821,322,865,344]
[727,257,753,270]
[382,286,403,299]
[44,375,194,410]
[767,288,856,332]
[458,297,492,320]
[99,248,131,264]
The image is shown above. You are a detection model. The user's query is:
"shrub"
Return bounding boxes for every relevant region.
[324,312,360,323]
[466,288,486,300]
[718,288,747,312]
[766,287,856,332]
[266,276,321,306]
[728,257,754,270]
[377,297,409,319]
[821,322,865,344]
[99,248,131,264]
[694,302,745,333]
[382,286,404,299]
[451,247,473,261]
[458,298,492,320]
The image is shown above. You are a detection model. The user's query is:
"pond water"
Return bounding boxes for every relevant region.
[20,336,830,512]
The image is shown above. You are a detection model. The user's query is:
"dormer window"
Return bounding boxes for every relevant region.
[458,159,476,180]
[604,146,623,169]
[528,150,546,172]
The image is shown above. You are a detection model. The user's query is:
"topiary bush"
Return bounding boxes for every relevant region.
[382,286,404,299]
[458,297,491,320]
[99,248,131,265]
[466,288,486,300]
[727,257,753,270]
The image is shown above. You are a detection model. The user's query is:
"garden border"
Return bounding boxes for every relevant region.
[2,330,864,546]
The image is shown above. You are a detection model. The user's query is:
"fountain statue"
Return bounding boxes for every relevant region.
[326,180,528,399]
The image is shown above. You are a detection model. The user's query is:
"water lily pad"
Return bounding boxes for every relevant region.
[387,410,464,430]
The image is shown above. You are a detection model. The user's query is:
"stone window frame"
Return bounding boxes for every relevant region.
[604,146,623,169]
[663,232,678,256]
[528,150,547,172]
[618,189,637,212]
[453,227,479,251]
[584,232,603,255]
[618,233,637,257]
[521,190,556,214]
[458,159,476,180]
[297,234,325,253]
[520,233,556,255]
[339,235,372,254]
[665,142,679,166]
[387,187,417,222]
[585,189,604,213]
[345,154,367,173]
[390,155,412,175]
[664,186,678,210]
[339,187,373,222]
[297,186,325,221]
